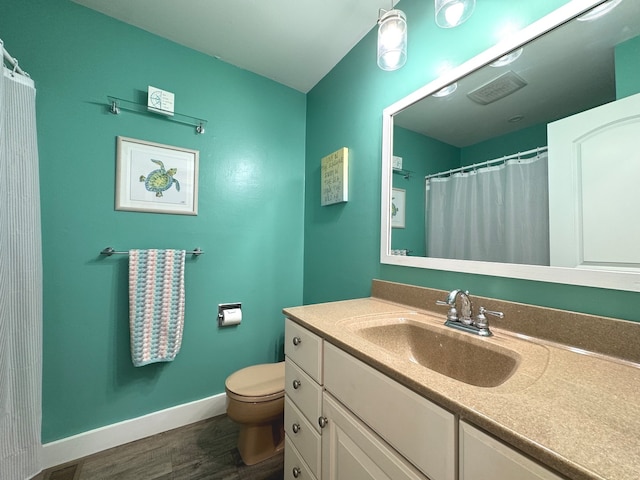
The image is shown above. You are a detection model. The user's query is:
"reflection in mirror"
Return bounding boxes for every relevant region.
[381,0,640,291]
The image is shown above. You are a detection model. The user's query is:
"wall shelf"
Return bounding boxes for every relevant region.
[393,168,413,180]
[107,96,208,134]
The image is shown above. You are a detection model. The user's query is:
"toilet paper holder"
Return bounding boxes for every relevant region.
[218,302,242,327]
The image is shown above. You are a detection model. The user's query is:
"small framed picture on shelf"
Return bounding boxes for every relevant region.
[115,136,199,215]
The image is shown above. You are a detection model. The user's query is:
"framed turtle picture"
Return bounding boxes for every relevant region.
[115,136,199,215]
[391,188,405,228]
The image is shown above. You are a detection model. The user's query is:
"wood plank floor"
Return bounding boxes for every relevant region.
[35,415,284,480]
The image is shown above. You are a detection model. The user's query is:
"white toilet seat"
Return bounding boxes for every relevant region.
[225,361,285,403]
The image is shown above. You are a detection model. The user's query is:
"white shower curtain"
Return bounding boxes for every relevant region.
[0,47,43,479]
[426,152,549,265]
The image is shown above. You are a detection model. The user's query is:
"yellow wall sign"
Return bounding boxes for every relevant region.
[320,147,349,206]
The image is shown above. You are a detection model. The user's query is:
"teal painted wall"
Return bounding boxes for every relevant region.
[615,35,640,98]
[304,0,640,322]
[2,0,305,442]
[460,123,548,165]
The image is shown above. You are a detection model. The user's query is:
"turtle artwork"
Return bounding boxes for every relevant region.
[139,159,180,197]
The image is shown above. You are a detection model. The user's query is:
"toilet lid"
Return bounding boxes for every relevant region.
[225,361,285,398]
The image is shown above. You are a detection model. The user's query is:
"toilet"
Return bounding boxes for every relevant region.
[225,361,285,465]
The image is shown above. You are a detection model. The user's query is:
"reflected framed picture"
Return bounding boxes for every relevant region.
[115,136,199,215]
[391,188,405,228]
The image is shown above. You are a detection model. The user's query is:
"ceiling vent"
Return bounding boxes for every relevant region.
[467,71,527,105]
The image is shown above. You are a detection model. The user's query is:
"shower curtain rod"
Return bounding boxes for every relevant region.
[425,145,548,181]
[2,43,28,77]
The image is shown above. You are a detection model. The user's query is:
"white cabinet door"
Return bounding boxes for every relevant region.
[548,91,640,270]
[321,393,427,480]
[459,422,563,480]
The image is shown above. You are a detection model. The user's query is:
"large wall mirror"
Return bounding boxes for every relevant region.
[381,0,640,292]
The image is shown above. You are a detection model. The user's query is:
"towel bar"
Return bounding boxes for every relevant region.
[100,247,204,256]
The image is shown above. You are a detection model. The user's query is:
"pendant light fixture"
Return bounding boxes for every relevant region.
[435,0,475,28]
[377,5,407,71]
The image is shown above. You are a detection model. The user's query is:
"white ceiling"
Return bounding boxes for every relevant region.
[71,0,399,93]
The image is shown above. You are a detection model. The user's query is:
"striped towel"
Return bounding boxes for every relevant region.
[129,249,186,367]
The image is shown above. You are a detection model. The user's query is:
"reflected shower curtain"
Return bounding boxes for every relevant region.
[426,153,549,265]
[0,55,43,478]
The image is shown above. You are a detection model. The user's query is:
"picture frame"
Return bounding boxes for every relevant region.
[115,136,199,215]
[391,188,405,228]
[320,147,349,206]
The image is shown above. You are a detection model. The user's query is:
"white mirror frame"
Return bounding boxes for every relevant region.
[381,0,640,293]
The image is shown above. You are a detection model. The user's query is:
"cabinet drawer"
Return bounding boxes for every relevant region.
[460,422,563,480]
[285,358,323,433]
[285,318,323,384]
[285,436,317,480]
[324,343,456,480]
[285,396,322,478]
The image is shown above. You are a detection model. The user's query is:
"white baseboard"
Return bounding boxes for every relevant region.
[42,392,227,469]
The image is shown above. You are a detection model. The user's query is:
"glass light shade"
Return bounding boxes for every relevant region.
[377,9,407,71]
[435,0,475,28]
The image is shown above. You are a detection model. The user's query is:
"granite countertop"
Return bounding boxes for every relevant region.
[283,285,640,480]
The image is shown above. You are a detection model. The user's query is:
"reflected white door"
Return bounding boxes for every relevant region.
[548,91,640,270]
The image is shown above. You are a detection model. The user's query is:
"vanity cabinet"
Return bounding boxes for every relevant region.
[459,422,563,480]
[285,319,453,480]
[285,319,563,480]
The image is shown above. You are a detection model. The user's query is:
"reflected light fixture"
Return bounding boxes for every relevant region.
[435,0,475,28]
[432,82,458,97]
[377,6,407,71]
[577,0,622,22]
[490,47,524,67]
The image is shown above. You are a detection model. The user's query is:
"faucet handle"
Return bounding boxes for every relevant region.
[436,300,458,322]
[481,307,504,319]
[475,307,504,333]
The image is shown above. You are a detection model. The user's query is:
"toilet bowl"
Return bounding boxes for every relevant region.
[225,361,285,465]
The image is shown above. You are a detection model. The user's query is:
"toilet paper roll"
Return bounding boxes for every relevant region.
[220,308,242,326]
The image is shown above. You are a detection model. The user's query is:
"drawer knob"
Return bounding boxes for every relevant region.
[292,336,302,346]
[292,423,301,434]
[292,466,301,478]
[318,416,328,428]
[292,379,301,389]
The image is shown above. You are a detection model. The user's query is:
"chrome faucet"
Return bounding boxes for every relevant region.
[439,289,474,325]
[436,289,504,337]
